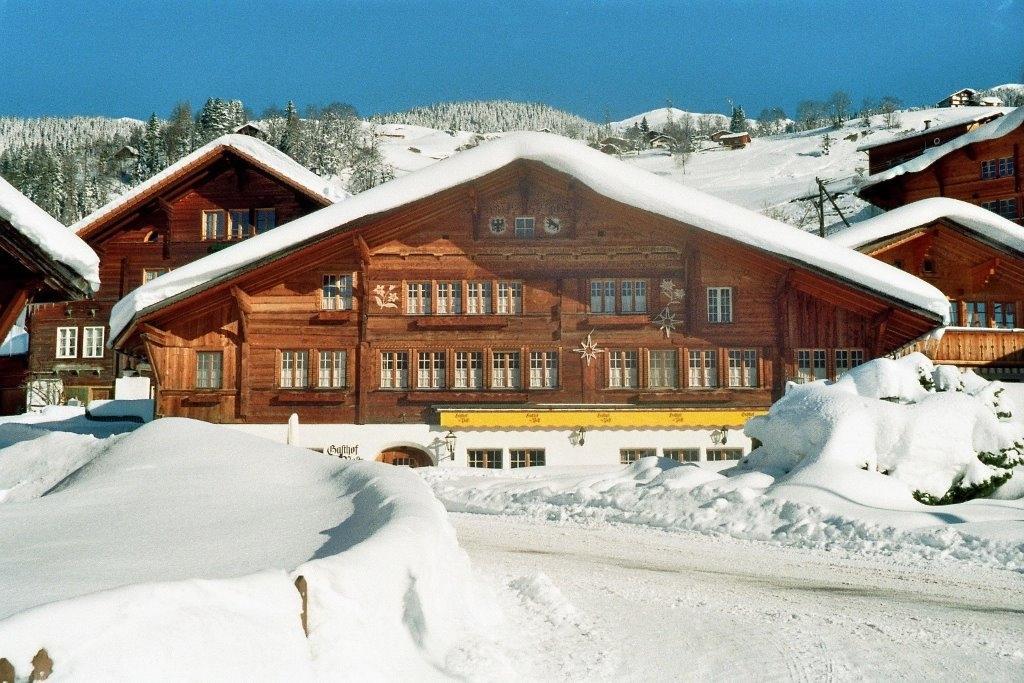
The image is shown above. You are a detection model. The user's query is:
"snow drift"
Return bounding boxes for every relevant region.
[0,418,494,680]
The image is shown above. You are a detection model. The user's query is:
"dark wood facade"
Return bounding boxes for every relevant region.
[859,119,1023,223]
[852,219,1024,372]
[116,160,943,425]
[25,149,331,403]
[862,113,1003,175]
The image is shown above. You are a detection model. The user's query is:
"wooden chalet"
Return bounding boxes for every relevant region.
[1,175,99,413]
[858,112,1004,175]
[938,88,980,108]
[719,132,751,149]
[25,134,340,404]
[831,198,1024,379]
[859,107,1024,224]
[108,133,947,467]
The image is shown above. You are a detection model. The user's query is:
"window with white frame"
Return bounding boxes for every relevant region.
[981,198,1019,220]
[620,280,647,313]
[436,282,462,314]
[202,210,226,240]
[727,349,758,388]
[707,287,733,323]
[406,282,431,315]
[255,208,276,233]
[514,216,535,238]
[795,349,827,382]
[648,349,678,388]
[468,449,503,469]
[491,351,521,389]
[663,448,700,462]
[417,351,446,389]
[380,352,409,389]
[322,274,354,310]
[688,350,718,388]
[590,279,616,314]
[510,448,545,467]
[608,350,639,388]
[318,350,347,388]
[82,326,105,359]
[454,351,484,389]
[981,159,998,180]
[280,350,309,388]
[529,351,558,388]
[143,267,170,284]
[466,281,492,315]
[834,349,864,377]
[998,157,1015,177]
[496,281,522,315]
[228,209,251,239]
[196,351,223,389]
[620,448,656,464]
[56,326,78,358]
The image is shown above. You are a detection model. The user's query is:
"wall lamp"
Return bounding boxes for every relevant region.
[569,426,586,447]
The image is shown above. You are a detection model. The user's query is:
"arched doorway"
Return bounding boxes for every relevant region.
[376,446,433,468]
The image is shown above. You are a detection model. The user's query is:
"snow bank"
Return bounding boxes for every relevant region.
[0,174,100,292]
[0,418,496,679]
[109,131,949,343]
[829,197,1024,252]
[0,430,108,502]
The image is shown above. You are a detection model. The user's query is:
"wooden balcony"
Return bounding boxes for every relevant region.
[904,327,1024,366]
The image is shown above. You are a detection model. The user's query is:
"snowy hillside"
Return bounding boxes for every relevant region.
[610,106,730,131]
[371,100,598,138]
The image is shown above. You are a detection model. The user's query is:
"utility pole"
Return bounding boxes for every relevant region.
[814,177,851,237]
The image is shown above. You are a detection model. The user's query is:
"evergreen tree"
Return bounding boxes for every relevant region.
[164,101,195,161]
[279,100,302,157]
[347,134,394,193]
[729,106,748,133]
[135,113,166,182]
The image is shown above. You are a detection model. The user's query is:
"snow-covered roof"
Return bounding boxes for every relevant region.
[829,197,1024,254]
[110,132,950,343]
[940,87,979,100]
[859,106,1024,190]
[70,134,347,236]
[719,132,750,139]
[0,175,100,293]
[855,111,1005,152]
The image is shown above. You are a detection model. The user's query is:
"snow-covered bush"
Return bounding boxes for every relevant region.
[744,353,1024,503]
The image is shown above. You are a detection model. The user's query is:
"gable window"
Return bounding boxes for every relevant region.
[496,281,522,315]
[981,159,998,180]
[202,210,226,240]
[143,268,170,284]
[491,351,521,389]
[406,282,431,315]
[380,351,409,389]
[608,350,639,388]
[998,157,1015,178]
[510,448,545,468]
[417,351,446,389]
[707,287,733,323]
[196,351,223,389]
[965,301,987,327]
[921,257,935,275]
[514,216,535,238]
[529,351,559,389]
[322,274,354,310]
[437,282,463,315]
[727,349,758,388]
[994,302,1016,329]
[228,209,251,239]
[318,351,347,388]
[795,349,827,382]
[664,448,701,463]
[467,282,492,315]
[82,326,105,359]
[648,350,679,389]
[143,230,160,243]
[620,448,656,464]
[688,350,718,388]
[280,350,309,388]
[620,280,648,313]
[590,280,616,314]
[56,327,78,359]
[834,349,864,377]
[468,449,503,469]
[454,351,484,389]
[255,208,276,233]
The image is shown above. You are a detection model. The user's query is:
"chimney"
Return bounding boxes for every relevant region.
[923,119,932,130]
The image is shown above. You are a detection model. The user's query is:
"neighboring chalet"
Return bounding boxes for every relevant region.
[858,111,1004,175]
[0,175,99,413]
[25,134,343,404]
[719,132,751,149]
[109,132,947,468]
[708,130,732,142]
[234,121,270,139]
[858,106,1024,223]
[831,198,1024,380]
[938,88,981,108]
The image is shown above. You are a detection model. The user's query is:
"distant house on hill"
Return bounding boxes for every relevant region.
[594,136,631,155]
[234,121,269,139]
[708,130,732,142]
[857,112,1005,175]
[719,132,751,149]
[113,145,139,163]
[646,132,677,150]
[937,88,981,108]
[980,95,1005,107]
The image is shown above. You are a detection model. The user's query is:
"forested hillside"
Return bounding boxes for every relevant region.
[371,100,599,138]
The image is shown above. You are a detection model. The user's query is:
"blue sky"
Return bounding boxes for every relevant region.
[1,0,1021,121]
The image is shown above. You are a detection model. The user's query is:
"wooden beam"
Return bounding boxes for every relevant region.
[970,256,1001,290]
[138,323,170,347]
[140,333,165,389]
[354,233,372,264]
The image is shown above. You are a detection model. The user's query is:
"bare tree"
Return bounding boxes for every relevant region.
[827,91,851,128]
[878,96,903,129]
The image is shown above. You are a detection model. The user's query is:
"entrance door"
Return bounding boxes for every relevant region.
[376,446,433,468]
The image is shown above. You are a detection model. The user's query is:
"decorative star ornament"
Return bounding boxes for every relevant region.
[653,307,680,337]
[573,330,605,366]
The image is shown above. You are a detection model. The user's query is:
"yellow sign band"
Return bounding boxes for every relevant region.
[438,408,766,429]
